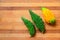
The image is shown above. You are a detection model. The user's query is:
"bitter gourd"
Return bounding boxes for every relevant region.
[21,17,36,37]
[41,7,56,24]
[29,10,45,33]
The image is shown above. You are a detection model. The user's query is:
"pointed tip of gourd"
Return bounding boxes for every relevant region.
[30,34,35,37]
[21,17,24,19]
[21,17,26,21]
[21,17,25,20]
[49,19,56,25]
[41,29,46,34]
[29,9,35,16]
[29,9,32,11]
[21,17,27,21]
[29,9,32,14]
[41,7,47,10]
[29,9,33,13]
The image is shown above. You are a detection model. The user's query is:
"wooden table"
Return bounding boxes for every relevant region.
[0,0,60,40]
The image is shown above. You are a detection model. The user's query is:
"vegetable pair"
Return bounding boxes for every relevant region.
[21,7,56,37]
[21,10,45,37]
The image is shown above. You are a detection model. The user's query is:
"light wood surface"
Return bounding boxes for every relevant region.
[0,0,60,40]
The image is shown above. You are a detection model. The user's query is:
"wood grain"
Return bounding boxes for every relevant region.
[0,0,60,40]
[0,0,60,3]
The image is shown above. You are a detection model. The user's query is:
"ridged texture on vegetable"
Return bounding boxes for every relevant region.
[29,10,45,33]
[21,17,36,37]
[41,7,56,24]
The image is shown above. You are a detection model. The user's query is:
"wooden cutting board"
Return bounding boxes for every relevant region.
[0,0,60,40]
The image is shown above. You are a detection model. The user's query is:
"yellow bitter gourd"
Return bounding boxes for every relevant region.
[41,7,56,24]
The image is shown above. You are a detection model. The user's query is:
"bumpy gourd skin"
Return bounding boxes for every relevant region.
[41,7,56,25]
[29,10,45,33]
[21,17,36,37]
